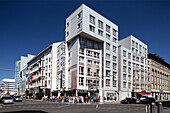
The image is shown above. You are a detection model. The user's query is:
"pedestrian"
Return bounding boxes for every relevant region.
[93,96,96,103]
[85,95,88,103]
[104,97,106,104]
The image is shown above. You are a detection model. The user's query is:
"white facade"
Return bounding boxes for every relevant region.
[0,79,16,95]
[26,42,64,97]
[118,45,132,100]
[65,4,119,100]
[119,35,151,98]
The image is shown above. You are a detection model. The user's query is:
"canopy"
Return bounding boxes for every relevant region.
[137,92,152,96]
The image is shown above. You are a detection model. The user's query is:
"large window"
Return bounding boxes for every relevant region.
[94,52,100,58]
[79,77,84,86]
[94,69,99,77]
[123,74,126,80]
[113,37,117,43]
[87,68,92,76]
[113,63,117,70]
[89,25,95,32]
[89,15,95,25]
[106,25,110,33]
[113,56,117,61]
[106,70,110,77]
[98,20,103,29]
[79,67,84,75]
[106,61,110,68]
[86,50,92,56]
[106,53,110,60]
[106,79,110,87]
[113,28,117,36]
[94,61,100,67]
[98,30,103,36]
[87,60,92,66]
[87,40,92,47]
[79,57,84,65]
[123,82,126,88]
[106,43,110,50]
[106,34,110,40]
[113,80,117,87]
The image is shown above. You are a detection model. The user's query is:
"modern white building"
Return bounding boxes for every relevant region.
[15,54,35,95]
[65,4,119,101]
[26,42,65,98]
[119,35,151,99]
[0,79,16,95]
[118,45,132,100]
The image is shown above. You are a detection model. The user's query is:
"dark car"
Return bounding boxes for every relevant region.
[121,97,136,104]
[141,97,155,104]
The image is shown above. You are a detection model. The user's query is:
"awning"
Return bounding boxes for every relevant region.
[137,92,152,96]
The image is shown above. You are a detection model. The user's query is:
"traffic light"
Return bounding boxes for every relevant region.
[20,72,22,78]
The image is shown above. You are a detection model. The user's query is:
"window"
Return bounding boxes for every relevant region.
[141,57,144,63]
[113,56,117,61]
[94,69,99,76]
[66,31,69,36]
[123,66,126,72]
[113,80,117,87]
[66,22,69,27]
[123,82,126,88]
[123,50,126,57]
[79,48,84,54]
[106,25,110,33]
[87,68,92,76]
[128,75,131,81]
[87,40,92,47]
[136,43,138,48]
[94,52,100,58]
[106,79,110,87]
[139,45,142,50]
[106,43,110,50]
[94,42,99,49]
[79,67,84,75]
[106,53,110,60]
[113,46,116,53]
[113,29,117,36]
[79,77,84,86]
[106,61,110,68]
[113,72,117,80]
[106,34,110,40]
[132,40,135,46]
[86,50,92,56]
[87,60,92,66]
[77,12,81,19]
[77,22,81,29]
[98,30,103,36]
[128,62,131,67]
[98,20,103,29]
[113,63,117,70]
[133,56,135,60]
[89,15,95,25]
[123,74,126,80]
[79,57,84,65]
[123,60,126,65]
[128,53,131,59]
[128,68,131,74]
[94,61,100,67]
[89,25,95,32]
[80,38,85,45]
[113,37,117,43]
[136,57,139,62]
[48,80,50,85]
[106,70,110,77]
[128,83,131,89]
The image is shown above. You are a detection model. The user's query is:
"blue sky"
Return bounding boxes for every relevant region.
[0,0,170,81]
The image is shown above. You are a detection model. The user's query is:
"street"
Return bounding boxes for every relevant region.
[0,99,170,113]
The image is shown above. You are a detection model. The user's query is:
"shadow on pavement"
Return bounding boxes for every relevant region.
[2,110,48,113]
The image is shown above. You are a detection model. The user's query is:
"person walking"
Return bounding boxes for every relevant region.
[104,97,106,104]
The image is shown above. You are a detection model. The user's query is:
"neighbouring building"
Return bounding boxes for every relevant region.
[148,53,170,100]
[119,35,151,99]
[118,45,132,100]
[15,54,35,95]
[26,42,65,99]
[0,79,16,95]
[65,4,118,101]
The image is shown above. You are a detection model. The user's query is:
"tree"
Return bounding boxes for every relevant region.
[6,91,10,95]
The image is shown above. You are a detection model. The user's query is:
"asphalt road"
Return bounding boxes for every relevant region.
[0,99,170,113]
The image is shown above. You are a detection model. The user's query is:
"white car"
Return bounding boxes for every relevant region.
[140,95,152,102]
[3,96,14,104]
[14,96,22,102]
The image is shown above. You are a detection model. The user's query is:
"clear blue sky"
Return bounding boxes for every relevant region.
[0,0,170,81]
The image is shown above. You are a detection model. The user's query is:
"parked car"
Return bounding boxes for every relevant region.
[14,96,22,102]
[121,97,136,104]
[2,96,14,104]
[141,97,155,104]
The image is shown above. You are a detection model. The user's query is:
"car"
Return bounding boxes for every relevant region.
[14,96,22,102]
[2,96,14,104]
[141,97,155,104]
[140,95,152,102]
[121,97,136,104]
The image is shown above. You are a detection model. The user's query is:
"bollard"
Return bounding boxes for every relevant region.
[157,102,163,113]
[150,102,155,113]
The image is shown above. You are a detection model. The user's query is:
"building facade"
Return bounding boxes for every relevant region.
[148,53,170,100]
[119,35,151,99]
[15,54,35,95]
[118,45,132,100]
[26,42,65,98]
[65,4,118,101]
[0,79,16,95]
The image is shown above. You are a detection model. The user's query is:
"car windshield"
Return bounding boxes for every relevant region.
[4,97,12,99]
[15,96,21,98]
